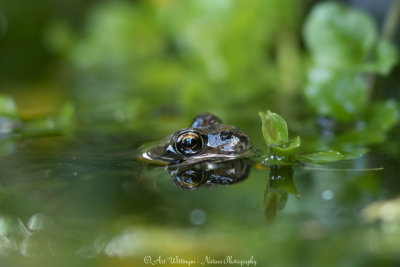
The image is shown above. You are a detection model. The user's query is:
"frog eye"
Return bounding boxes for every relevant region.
[175,131,204,155]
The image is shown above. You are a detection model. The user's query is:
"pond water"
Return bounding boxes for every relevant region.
[0,129,399,267]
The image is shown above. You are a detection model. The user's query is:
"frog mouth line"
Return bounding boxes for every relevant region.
[140,149,258,167]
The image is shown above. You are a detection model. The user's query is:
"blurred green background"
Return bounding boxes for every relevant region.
[1,0,400,266]
[0,0,311,147]
[1,0,398,144]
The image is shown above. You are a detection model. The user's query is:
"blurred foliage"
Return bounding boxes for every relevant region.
[336,99,399,146]
[304,2,392,72]
[42,0,304,140]
[0,94,75,140]
[303,2,399,124]
[0,94,18,119]
[1,0,398,146]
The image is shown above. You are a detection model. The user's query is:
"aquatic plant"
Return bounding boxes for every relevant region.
[259,110,364,166]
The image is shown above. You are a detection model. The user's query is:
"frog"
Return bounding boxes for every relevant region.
[141,113,253,165]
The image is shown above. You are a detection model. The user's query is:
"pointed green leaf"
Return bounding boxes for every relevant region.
[259,111,289,146]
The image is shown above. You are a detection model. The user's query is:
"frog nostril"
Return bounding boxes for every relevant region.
[220,131,233,140]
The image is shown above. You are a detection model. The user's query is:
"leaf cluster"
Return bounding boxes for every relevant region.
[303,2,398,127]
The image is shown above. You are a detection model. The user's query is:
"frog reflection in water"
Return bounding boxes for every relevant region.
[142,113,254,189]
[142,113,253,165]
[169,158,253,190]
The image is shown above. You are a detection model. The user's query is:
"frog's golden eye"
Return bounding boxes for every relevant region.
[175,131,204,155]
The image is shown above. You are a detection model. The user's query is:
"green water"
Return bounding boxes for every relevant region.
[0,130,399,267]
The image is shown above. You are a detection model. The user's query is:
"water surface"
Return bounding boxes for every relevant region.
[0,132,399,266]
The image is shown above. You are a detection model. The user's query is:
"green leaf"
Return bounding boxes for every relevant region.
[297,150,364,164]
[303,2,377,69]
[304,68,368,121]
[261,138,301,166]
[259,111,289,146]
[271,136,301,161]
[273,136,301,153]
[0,94,18,118]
